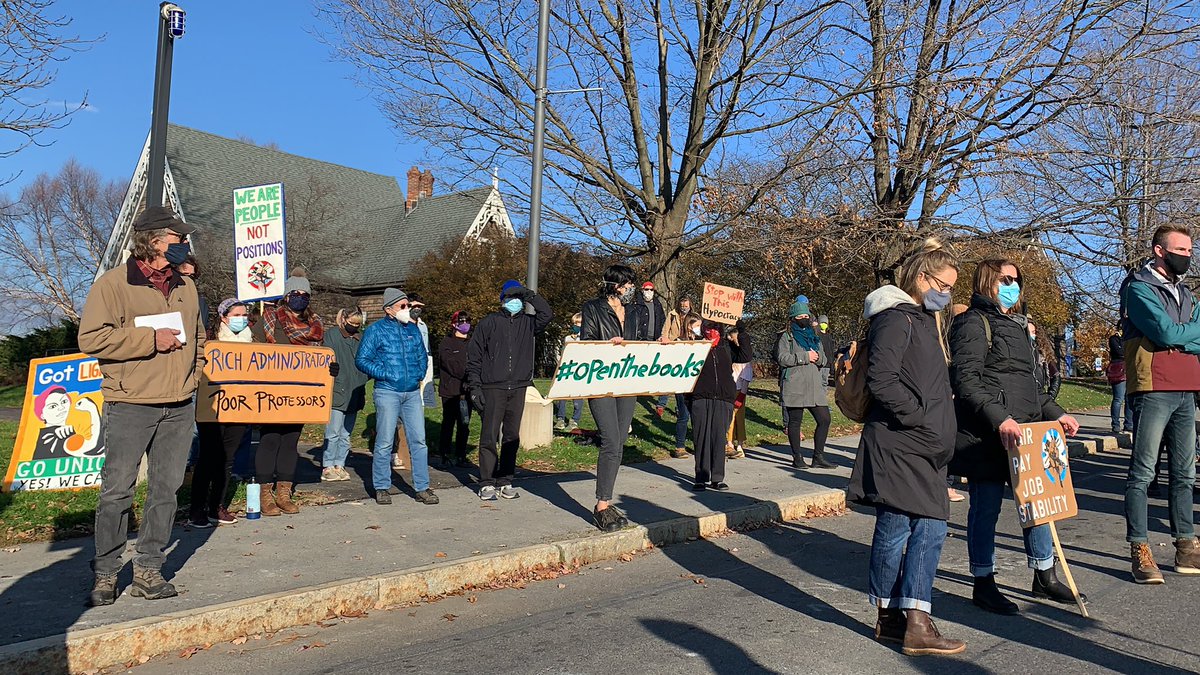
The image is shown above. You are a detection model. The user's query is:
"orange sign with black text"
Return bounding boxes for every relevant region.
[1007,422,1079,528]
[197,342,334,424]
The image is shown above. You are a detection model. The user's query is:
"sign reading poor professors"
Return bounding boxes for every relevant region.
[1007,422,1079,527]
[548,340,713,400]
[197,342,334,424]
[233,182,287,303]
[3,354,107,492]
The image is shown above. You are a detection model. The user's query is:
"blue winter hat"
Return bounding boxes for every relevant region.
[795,294,809,305]
[500,279,522,301]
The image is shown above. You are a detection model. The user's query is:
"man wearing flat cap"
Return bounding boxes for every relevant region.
[78,205,206,606]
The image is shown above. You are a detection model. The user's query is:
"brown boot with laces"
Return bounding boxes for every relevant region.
[902,609,966,656]
[1174,537,1200,574]
[259,482,281,517]
[1131,542,1164,584]
[275,481,299,514]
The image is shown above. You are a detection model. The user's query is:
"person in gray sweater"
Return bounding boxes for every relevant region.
[775,299,834,469]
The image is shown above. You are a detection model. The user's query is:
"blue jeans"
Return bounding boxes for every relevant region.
[966,480,1054,576]
[868,506,947,614]
[657,394,669,409]
[323,408,358,468]
[554,398,584,423]
[674,393,691,448]
[1126,391,1197,542]
[372,388,430,492]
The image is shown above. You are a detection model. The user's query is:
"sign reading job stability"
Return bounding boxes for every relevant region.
[197,342,334,424]
[701,282,745,325]
[547,340,712,400]
[1008,422,1079,527]
[233,182,287,303]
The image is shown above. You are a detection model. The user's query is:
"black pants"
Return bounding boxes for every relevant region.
[439,395,471,459]
[590,396,636,501]
[787,406,830,459]
[191,422,246,518]
[692,399,733,484]
[479,388,525,487]
[257,423,302,483]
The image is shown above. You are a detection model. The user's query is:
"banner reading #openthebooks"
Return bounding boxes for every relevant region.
[547,340,712,400]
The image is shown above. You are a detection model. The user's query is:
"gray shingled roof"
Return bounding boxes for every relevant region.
[165,124,489,291]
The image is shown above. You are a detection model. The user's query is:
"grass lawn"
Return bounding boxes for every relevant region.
[0,385,26,408]
[0,379,1112,545]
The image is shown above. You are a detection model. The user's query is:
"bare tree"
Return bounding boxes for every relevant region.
[0,0,88,167]
[0,159,122,328]
[319,0,857,302]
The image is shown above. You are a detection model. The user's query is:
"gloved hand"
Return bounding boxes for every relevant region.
[510,286,534,301]
[329,361,341,377]
[470,386,486,412]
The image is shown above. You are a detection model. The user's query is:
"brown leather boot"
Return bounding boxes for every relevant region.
[874,608,905,643]
[902,609,966,656]
[275,481,299,514]
[259,483,281,517]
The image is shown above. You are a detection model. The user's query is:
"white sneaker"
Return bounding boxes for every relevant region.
[334,466,352,481]
[393,454,405,470]
[479,486,498,501]
[554,419,567,431]
[321,467,339,482]
[568,420,579,431]
[498,485,520,500]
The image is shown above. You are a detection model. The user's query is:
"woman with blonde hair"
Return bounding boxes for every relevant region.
[848,239,966,656]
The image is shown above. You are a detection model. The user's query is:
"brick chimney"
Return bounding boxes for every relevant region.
[420,170,435,201]
[406,166,422,211]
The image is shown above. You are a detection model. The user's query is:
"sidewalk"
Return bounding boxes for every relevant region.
[0,409,1127,673]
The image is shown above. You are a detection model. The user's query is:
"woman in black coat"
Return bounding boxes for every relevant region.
[847,240,966,656]
[579,264,649,532]
[949,259,1082,615]
[437,311,473,468]
[689,320,737,491]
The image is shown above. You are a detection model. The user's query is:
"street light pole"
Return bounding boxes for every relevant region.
[526,0,551,293]
[147,3,186,209]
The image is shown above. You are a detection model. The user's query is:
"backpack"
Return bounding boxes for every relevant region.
[834,314,913,423]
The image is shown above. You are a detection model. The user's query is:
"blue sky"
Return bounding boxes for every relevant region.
[4,1,433,195]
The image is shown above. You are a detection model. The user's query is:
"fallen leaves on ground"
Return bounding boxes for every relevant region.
[434,552,447,558]
[442,613,458,622]
[231,636,248,646]
[618,553,634,562]
[365,525,381,530]
[300,642,327,651]
[340,609,366,618]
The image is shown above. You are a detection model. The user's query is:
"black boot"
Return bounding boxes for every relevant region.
[1033,566,1087,604]
[972,574,1019,615]
[791,453,805,470]
[810,452,836,469]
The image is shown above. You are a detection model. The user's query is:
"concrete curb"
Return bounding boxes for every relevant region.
[1,488,846,674]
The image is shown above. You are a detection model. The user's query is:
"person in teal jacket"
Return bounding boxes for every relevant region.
[356,288,438,506]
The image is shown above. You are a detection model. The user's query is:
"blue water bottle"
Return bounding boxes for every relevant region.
[246,478,261,520]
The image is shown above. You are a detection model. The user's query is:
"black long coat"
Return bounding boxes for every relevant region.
[848,299,956,520]
[948,294,1066,483]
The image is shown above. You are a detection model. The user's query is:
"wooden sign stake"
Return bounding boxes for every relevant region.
[1049,522,1089,618]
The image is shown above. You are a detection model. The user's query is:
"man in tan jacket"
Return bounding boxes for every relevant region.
[78,206,205,606]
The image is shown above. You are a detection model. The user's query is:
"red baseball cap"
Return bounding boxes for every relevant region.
[642,282,655,289]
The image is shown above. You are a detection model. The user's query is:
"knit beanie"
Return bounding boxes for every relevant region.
[789,300,810,318]
[382,287,407,309]
[500,279,522,301]
[283,267,311,295]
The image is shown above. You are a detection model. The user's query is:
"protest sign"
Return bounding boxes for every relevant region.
[1008,421,1079,527]
[197,342,334,424]
[701,282,745,325]
[233,182,287,303]
[3,354,106,492]
[547,340,712,400]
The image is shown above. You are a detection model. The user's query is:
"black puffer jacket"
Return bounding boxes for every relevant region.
[466,292,554,390]
[580,297,649,341]
[689,339,736,402]
[848,286,956,520]
[948,293,1066,483]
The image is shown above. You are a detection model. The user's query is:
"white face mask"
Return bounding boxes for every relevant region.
[392,308,411,324]
[642,290,654,301]
[691,325,702,337]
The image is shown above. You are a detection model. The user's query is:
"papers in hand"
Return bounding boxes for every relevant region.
[135,311,187,344]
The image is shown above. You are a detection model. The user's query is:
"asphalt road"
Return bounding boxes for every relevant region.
[130,450,1200,675]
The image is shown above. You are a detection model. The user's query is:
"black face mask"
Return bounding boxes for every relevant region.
[1164,251,1191,277]
[345,324,360,335]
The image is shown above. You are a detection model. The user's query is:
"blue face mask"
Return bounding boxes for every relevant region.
[227,316,249,333]
[997,281,1021,310]
[571,325,581,335]
[165,241,190,266]
[504,298,524,315]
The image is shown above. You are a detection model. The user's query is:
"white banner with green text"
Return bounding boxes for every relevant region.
[547,340,712,399]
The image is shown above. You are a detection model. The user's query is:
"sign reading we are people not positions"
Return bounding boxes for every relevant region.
[547,340,713,400]
[1008,422,1079,527]
[233,182,287,303]
[197,342,333,424]
[701,282,745,325]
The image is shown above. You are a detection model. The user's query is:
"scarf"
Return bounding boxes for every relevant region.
[789,321,822,352]
[263,305,324,345]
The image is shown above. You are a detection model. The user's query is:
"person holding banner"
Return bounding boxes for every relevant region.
[580,265,649,531]
[847,239,965,656]
[357,288,438,506]
[689,320,736,491]
[949,259,1083,614]
[251,270,329,516]
[78,205,205,606]
[189,298,256,528]
[554,313,586,432]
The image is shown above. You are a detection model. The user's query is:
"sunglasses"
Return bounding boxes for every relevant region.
[999,275,1019,285]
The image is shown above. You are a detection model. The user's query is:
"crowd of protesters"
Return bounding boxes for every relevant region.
[76,206,1200,661]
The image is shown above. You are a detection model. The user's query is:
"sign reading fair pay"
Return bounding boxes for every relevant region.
[1007,421,1078,527]
[233,182,287,303]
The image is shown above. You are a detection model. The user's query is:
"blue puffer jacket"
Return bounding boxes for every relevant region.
[355,317,428,393]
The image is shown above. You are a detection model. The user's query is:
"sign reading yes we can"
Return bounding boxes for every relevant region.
[197,342,334,424]
[701,282,745,325]
[548,341,713,400]
[1007,421,1079,527]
